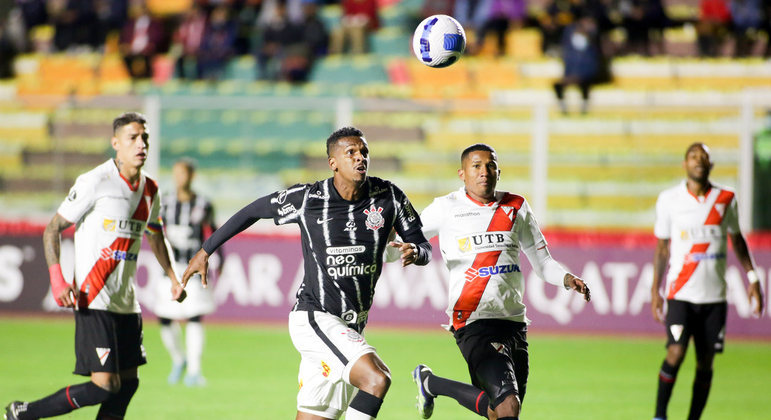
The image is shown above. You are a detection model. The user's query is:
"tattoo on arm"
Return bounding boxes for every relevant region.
[43,214,73,267]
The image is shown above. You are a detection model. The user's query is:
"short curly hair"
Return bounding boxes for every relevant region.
[326,126,365,157]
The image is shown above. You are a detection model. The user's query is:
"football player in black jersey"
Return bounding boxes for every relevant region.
[182,127,431,420]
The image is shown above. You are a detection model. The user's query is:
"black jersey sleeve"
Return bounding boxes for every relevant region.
[202,195,274,254]
[391,184,431,266]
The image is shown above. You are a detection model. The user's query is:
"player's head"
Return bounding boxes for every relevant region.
[459,143,499,203]
[173,158,196,191]
[327,126,369,184]
[683,142,713,183]
[111,112,149,169]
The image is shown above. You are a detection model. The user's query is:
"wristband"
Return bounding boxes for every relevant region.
[747,270,760,284]
[49,264,69,304]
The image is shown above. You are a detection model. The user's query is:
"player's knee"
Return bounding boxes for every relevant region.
[361,369,391,396]
[665,345,686,366]
[92,375,122,394]
[491,391,520,416]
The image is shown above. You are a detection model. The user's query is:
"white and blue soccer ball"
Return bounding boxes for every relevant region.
[412,15,466,68]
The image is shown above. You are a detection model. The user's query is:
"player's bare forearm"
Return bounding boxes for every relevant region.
[146,232,176,279]
[651,239,670,296]
[729,233,755,272]
[43,213,73,267]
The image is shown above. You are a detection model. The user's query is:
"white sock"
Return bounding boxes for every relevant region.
[186,321,205,376]
[344,407,375,420]
[160,322,185,366]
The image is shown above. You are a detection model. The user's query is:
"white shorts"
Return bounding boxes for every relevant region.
[288,311,376,419]
[153,262,215,320]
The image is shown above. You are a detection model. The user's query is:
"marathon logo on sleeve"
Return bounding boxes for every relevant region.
[456,231,517,253]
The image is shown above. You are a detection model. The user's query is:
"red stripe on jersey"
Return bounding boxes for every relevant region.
[704,190,734,225]
[78,237,134,307]
[131,178,158,221]
[668,189,734,299]
[452,194,524,330]
[668,242,709,299]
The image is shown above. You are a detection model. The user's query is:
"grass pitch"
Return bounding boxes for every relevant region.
[1,317,769,419]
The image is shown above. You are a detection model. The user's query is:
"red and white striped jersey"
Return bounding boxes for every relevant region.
[421,187,551,330]
[57,160,162,313]
[654,181,740,303]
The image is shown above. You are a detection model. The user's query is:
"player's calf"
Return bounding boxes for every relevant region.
[97,378,139,420]
[6,381,111,419]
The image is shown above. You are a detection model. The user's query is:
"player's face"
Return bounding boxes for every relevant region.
[459,150,499,202]
[329,136,369,183]
[683,143,712,183]
[112,122,149,169]
[173,163,193,191]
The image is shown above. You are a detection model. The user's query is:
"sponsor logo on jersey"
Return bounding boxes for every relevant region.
[99,247,138,262]
[316,217,333,224]
[402,197,417,222]
[684,251,726,264]
[344,220,357,232]
[326,245,366,255]
[274,190,288,204]
[102,218,144,235]
[679,226,724,241]
[456,232,516,253]
[454,211,481,218]
[363,205,385,231]
[326,254,377,279]
[277,203,297,216]
[321,361,331,377]
[464,264,520,282]
[96,347,111,366]
[369,186,389,197]
[341,328,364,343]
[309,190,329,200]
[341,309,368,324]
[67,188,77,201]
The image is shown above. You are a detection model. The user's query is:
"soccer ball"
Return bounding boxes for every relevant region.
[412,15,466,68]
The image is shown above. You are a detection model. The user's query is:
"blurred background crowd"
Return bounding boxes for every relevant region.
[1,0,770,84]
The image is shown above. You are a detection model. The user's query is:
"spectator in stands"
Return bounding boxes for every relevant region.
[120,1,164,79]
[256,0,309,81]
[697,0,731,57]
[553,13,602,114]
[96,0,129,48]
[232,0,262,56]
[471,0,527,56]
[16,0,46,50]
[329,0,379,54]
[730,0,763,57]
[538,0,583,56]
[301,0,329,60]
[49,0,100,51]
[0,18,18,79]
[198,5,237,80]
[619,0,670,55]
[763,0,771,57]
[171,4,207,79]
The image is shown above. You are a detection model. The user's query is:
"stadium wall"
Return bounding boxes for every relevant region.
[1,230,769,337]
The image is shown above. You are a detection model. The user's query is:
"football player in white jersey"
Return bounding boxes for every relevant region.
[650,142,763,420]
[405,144,590,420]
[5,112,186,420]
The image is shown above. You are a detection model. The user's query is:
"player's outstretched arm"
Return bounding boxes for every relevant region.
[146,231,186,302]
[182,248,210,289]
[43,213,78,308]
[564,273,591,302]
[650,238,670,324]
[730,232,764,317]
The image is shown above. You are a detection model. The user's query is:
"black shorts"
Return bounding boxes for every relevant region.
[74,309,147,376]
[665,299,727,354]
[454,319,529,409]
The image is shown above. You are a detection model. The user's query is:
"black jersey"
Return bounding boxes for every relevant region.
[162,194,216,264]
[203,176,430,331]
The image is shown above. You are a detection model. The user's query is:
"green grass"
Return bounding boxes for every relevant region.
[1,317,770,419]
